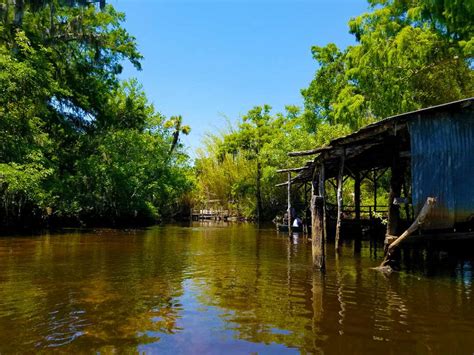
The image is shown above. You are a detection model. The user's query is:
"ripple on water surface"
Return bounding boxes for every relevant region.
[1,224,474,353]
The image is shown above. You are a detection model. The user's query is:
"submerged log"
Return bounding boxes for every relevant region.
[380,197,436,267]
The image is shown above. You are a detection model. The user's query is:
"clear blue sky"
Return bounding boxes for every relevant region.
[109,0,369,156]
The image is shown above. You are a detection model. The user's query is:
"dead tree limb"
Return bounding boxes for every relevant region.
[380,197,436,267]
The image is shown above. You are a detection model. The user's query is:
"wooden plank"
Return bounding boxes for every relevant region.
[276,167,307,173]
[288,146,331,157]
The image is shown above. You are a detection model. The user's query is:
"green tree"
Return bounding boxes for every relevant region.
[302,0,473,130]
[0,1,193,227]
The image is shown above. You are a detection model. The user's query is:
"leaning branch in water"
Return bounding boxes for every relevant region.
[380,197,437,267]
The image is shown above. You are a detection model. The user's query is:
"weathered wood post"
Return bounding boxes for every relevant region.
[335,154,345,251]
[354,171,361,221]
[312,164,326,270]
[373,168,377,213]
[304,183,309,235]
[320,164,327,248]
[287,172,292,235]
[387,144,403,237]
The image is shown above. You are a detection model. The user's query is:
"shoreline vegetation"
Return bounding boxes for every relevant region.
[1,1,473,230]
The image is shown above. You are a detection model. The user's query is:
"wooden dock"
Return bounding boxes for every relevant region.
[191,209,230,221]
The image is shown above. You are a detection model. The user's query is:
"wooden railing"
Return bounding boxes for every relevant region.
[191,209,230,220]
[326,204,389,220]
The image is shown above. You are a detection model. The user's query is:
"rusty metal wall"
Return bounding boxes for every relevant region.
[409,109,474,229]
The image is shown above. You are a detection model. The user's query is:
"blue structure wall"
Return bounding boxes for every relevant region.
[409,110,474,229]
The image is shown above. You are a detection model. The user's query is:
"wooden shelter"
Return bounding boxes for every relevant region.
[278,98,474,269]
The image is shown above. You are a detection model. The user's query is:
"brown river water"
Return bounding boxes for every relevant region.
[0,222,474,354]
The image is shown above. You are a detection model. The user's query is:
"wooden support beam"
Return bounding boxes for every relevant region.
[287,172,292,236]
[387,142,404,236]
[311,169,325,270]
[376,168,389,181]
[327,178,337,189]
[373,168,377,212]
[402,181,411,222]
[277,167,307,173]
[335,154,345,251]
[320,164,327,255]
[354,171,361,221]
[288,146,332,157]
[304,183,309,234]
[360,169,371,182]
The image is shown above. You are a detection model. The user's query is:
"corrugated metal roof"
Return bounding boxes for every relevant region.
[284,98,474,184]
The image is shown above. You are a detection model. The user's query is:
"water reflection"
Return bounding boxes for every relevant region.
[0,224,474,353]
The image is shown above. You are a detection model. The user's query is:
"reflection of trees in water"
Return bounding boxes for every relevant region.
[0,230,189,352]
[1,229,474,353]
[306,241,474,353]
[188,230,324,351]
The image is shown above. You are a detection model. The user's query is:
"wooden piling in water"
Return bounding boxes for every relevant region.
[354,171,361,221]
[387,141,403,237]
[287,172,292,236]
[335,153,345,251]
[312,165,326,270]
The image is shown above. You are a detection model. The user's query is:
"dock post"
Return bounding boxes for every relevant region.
[287,172,292,236]
[312,164,326,270]
[312,181,325,270]
[354,171,361,221]
[335,153,345,251]
[320,164,327,250]
[304,183,309,235]
[373,168,377,213]
[387,145,403,237]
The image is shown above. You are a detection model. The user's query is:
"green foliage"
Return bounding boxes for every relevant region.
[0,1,192,227]
[195,106,321,220]
[51,129,192,223]
[196,0,473,222]
[302,0,473,130]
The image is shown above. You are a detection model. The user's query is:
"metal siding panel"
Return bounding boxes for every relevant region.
[409,111,474,229]
[451,115,474,223]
